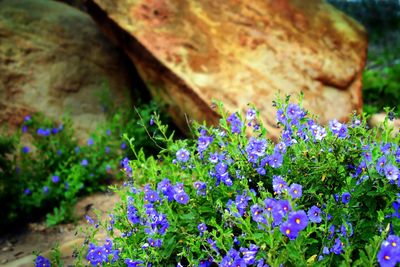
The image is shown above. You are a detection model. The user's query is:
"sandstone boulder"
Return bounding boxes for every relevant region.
[86,0,367,138]
[0,0,134,141]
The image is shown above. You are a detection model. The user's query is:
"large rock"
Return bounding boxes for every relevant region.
[0,0,134,141]
[86,0,367,138]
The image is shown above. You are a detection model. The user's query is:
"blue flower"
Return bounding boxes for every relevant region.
[329,120,348,138]
[288,210,308,231]
[148,238,162,247]
[280,221,299,240]
[125,259,144,267]
[268,152,283,168]
[37,128,51,136]
[272,175,287,194]
[331,238,344,255]
[342,192,351,204]
[198,135,213,153]
[42,186,49,194]
[240,244,258,265]
[376,156,387,175]
[21,146,30,154]
[250,204,266,223]
[35,255,50,267]
[246,108,256,121]
[81,159,88,166]
[193,181,207,196]
[227,113,243,134]
[87,138,94,146]
[198,223,207,236]
[384,165,399,181]
[287,103,303,120]
[174,190,190,204]
[176,148,190,162]
[51,175,60,183]
[377,243,398,267]
[24,188,31,195]
[307,206,322,223]
[289,183,302,199]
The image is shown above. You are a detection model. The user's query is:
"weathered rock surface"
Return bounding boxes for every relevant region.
[86,0,367,137]
[0,0,134,141]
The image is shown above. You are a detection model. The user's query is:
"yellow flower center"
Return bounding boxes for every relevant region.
[384,255,390,260]
[286,229,291,234]
[296,218,300,224]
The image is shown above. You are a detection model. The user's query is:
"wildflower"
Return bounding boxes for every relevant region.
[384,165,399,181]
[52,175,60,183]
[144,188,161,203]
[105,146,110,153]
[125,259,144,267]
[42,186,49,194]
[21,146,30,154]
[127,198,140,224]
[81,159,88,166]
[277,199,292,215]
[288,210,308,231]
[240,244,258,265]
[287,103,303,120]
[227,113,243,134]
[121,142,127,150]
[193,181,207,196]
[198,135,213,152]
[250,204,266,223]
[380,143,392,155]
[198,223,207,236]
[149,117,154,126]
[308,206,322,223]
[310,124,327,141]
[377,244,398,267]
[376,156,387,175]
[24,115,31,122]
[174,190,190,204]
[87,138,94,146]
[208,152,219,164]
[289,183,302,199]
[37,128,51,136]
[272,175,288,194]
[331,237,344,255]
[148,238,162,247]
[176,148,190,163]
[280,221,299,240]
[35,255,50,267]
[268,152,283,168]
[246,108,256,121]
[22,125,28,133]
[342,192,351,204]
[24,188,31,195]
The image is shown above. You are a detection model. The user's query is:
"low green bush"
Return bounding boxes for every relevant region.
[37,96,399,266]
[0,102,166,229]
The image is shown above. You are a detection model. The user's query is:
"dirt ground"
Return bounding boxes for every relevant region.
[0,192,120,266]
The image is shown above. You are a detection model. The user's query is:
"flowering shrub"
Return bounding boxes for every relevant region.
[43,97,399,266]
[0,102,165,228]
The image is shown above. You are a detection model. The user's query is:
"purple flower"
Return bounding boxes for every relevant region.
[24,188,31,195]
[22,125,28,133]
[268,152,283,168]
[250,204,265,223]
[42,186,49,194]
[105,146,110,153]
[287,103,303,120]
[193,181,207,196]
[384,165,399,181]
[198,135,213,152]
[125,259,144,267]
[198,223,207,236]
[21,146,30,154]
[329,120,348,138]
[51,175,59,183]
[37,128,51,136]
[144,188,161,203]
[280,221,299,240]
[35,255,50,267]
[331,238,344,255]
[176,148,190,163]
[289,183,302,199]
[81,159,88,166]
[174,191,190,204]
[106,129,111,135]
[272,175,288,194]
[240,244,258,265]
[149,117,154,126]
[24,115,31,122]
[208,152,219,164]
[288,210,308,231]
[342,192,351,204]
[120,142,127,150]
[376,156,387,175]
[227,113,243,134]
[308,206,322,223]
[148,238,162,247]
[277,199,292,215]
[310,124,327,141]
[246,108,256,121]
[377,243,398,267]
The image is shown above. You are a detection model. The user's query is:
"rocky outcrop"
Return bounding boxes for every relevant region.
[86,0,367,138]
[0,0,134,141]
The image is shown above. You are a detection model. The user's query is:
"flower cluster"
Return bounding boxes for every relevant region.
[68,98,399,267]
[86,239,119,266]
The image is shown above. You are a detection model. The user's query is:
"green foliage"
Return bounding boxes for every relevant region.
[0,101,167,229]
[63,97,399,266]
